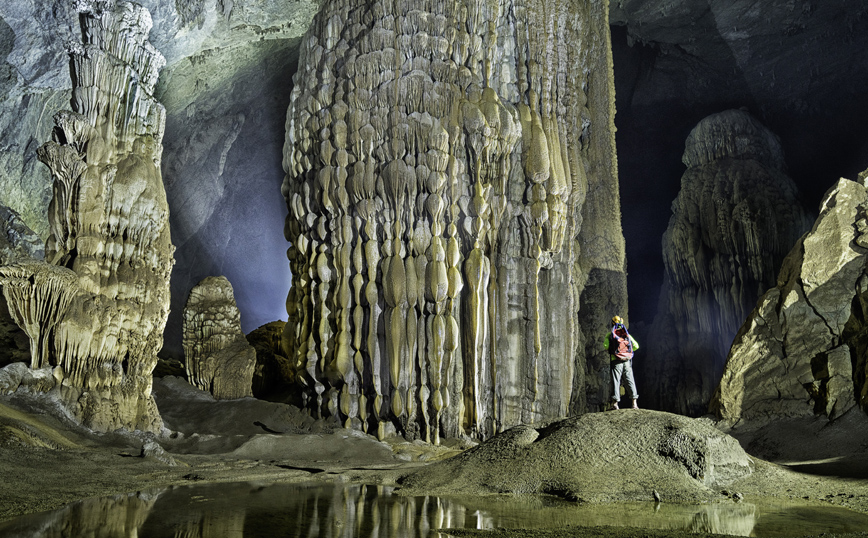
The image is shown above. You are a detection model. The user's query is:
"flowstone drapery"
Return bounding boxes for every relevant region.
[0,0,173,432]
[282,0,625,441]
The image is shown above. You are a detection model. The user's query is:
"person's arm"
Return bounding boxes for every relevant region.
[603,334,611,351]
[630,335,639,350]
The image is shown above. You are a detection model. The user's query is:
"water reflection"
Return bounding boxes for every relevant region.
[1,482,867,538]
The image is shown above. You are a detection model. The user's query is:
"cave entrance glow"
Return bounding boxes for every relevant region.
[1,481,867,537]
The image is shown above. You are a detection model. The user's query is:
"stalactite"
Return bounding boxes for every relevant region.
[282,0,622,441]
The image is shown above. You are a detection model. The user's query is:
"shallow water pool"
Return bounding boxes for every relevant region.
[0,481,866,537]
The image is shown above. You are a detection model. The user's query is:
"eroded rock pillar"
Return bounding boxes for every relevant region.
[183,276,256,400]
[646,109,811,415]
[0,0,174,432]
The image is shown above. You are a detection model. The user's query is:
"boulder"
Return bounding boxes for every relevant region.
[397,410,753,503]
[711,175,868,424]
[245,320,294,399]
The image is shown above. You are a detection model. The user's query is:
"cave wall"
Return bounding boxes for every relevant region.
[612,0,868,327]
[281,0,625,442]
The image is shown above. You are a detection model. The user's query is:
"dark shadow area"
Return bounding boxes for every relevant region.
[784,457,868,480]
[612,3,868,329]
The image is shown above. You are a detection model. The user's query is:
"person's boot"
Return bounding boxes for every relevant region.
[611,401,619,411]
[631,399,639,409]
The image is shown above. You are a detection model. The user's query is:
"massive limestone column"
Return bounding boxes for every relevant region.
[282,0,625,441]
[711,174,868,424]
[0,0,174,432]
[643,109,811,416]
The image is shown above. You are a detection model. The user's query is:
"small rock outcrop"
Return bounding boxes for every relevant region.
[0,0,174,432]
[282,0,626,442]
[643,110,811,415]
[711,175,868,424]
[246,321,294,399]
[397,410,753,502]
[0,205,44,265]
[183,276,255,400]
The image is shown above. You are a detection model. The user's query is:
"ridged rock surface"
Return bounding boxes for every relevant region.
[282,0,625,442]
[643,110,811,416]
[183,276,255,400]
[398,410,753,502]
[0,0,174,433]
[711,175,868,424]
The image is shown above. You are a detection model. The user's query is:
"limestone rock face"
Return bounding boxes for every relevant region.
[644,110,811,416]
[0,1,174,433]
[282,0,626,442]
[0,205,44,265]
[398,410,753,501]
[183,276,255,400]
[711,175,868,424]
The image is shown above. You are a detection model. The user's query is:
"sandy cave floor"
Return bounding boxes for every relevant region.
[2,381,868,538]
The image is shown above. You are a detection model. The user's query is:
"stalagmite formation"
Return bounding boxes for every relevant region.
[182,276,255,400]
[642,110,811,416]
[0,0,174,432]
[282,0,625,441]
[711,174,868,424]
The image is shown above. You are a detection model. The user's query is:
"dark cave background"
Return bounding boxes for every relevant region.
[610,3,868,327]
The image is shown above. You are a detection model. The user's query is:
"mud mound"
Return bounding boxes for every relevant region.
[397,410,753,502]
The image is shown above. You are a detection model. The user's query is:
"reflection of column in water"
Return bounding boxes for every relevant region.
[35,492,159,538]
[688,503,756,537]
[172,499,246,538]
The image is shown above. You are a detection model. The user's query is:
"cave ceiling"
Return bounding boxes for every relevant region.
[0,0,867,348]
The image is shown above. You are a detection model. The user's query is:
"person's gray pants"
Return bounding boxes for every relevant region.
[610,359,638,402]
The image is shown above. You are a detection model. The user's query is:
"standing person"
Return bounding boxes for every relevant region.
[604,316,640,410]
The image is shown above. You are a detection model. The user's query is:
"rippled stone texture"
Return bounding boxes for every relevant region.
[399,410,753,501]
[0,0,174,432]
[282,0,625,441]
[712,174,868,424]
[643,110,811,416]
[183,276,255,400]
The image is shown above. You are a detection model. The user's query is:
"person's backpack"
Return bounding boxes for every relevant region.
[611,324,634,361]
